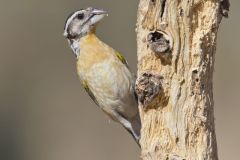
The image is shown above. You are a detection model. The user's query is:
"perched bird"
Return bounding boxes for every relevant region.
[63,7,141,143]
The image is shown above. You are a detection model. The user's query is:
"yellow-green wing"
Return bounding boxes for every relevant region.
[115,51,128,66]
[82,80,99,106]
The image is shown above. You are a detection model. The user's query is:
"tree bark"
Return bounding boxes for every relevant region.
[135,0,229,159]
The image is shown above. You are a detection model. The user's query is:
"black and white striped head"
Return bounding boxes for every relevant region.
[63,7,107,40]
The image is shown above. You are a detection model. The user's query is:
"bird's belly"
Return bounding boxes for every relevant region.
[78,59,134,111]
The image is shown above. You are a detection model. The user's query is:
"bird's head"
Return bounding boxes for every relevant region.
[63,7,107,40]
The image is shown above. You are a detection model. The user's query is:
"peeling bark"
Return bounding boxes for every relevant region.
[135,0,228,159]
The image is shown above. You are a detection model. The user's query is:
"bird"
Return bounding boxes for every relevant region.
[63,7,141,143]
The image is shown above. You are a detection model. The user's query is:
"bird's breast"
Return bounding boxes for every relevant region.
[77,33,110,71]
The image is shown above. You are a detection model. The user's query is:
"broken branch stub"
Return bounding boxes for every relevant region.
[135,73,163,109]
[220,0,230,18]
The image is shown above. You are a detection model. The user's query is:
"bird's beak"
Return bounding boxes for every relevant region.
[89,8,108,25]
[92,8,108,16]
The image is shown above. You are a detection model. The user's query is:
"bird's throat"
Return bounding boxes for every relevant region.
[69,27,97,59]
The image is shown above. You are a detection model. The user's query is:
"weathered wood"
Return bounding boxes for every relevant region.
[135,0,228,159]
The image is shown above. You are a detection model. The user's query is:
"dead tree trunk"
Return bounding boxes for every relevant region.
[135,0,229,159]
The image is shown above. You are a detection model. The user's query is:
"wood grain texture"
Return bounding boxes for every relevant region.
[136,0,227,159]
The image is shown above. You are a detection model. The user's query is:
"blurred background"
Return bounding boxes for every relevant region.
[0,0,238,160]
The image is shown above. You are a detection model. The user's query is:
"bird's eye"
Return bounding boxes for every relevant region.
[77,13,84,20]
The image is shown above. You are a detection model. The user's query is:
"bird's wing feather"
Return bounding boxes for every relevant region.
[115,51,128,67]
[82,80,99,106]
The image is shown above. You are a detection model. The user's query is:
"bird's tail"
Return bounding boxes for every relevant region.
[124,113,141,147]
